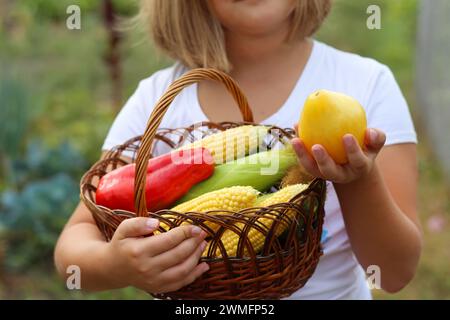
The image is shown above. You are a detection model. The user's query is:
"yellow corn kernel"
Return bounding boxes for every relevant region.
[178,125,268,164]
[257,183,308,206]
[172,186,259,213]
[203,184,307,257]
[171,186,259,232]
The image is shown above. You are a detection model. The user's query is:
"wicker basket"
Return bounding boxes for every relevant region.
[80,68,326,300]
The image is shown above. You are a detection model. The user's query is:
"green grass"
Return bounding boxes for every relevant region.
[0,270,149,300]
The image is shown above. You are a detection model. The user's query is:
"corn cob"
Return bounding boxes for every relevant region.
[172,186,259,213]
[257,184,308,206]
[253,193,272,206]
[177,146,298,203]
[178,125,268,164]
[159,186,260,233]
[203,184,307,257]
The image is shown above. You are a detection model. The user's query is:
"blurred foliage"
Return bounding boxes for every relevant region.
[9,141,87,189]
[0,0,449,299]
[0,0,169,298]
[12,0,137,21]
[0,141,87,270]
[0,73,35,160]
[1,0,169,163]
[0,174,78,269]
[317,0,418,106]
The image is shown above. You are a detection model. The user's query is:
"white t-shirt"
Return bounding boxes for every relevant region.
[103,40,417,300]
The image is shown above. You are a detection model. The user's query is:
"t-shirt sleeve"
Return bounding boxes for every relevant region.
[101,81,149,151]
[365,65,417,146]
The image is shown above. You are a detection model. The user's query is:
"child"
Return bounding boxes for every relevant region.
[55,0,422,299]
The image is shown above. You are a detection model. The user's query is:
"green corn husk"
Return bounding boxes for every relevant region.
[177,146,298,203]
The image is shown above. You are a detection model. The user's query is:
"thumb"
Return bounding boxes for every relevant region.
[114,217,159,240]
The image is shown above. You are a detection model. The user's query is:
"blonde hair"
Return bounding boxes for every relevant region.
[140,0,331,72]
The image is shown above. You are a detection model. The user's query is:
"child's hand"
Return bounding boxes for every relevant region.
[105,217,209,293]
[291,128,386,184]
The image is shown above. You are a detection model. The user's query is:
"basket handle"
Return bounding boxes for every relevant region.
[134,68,254,217]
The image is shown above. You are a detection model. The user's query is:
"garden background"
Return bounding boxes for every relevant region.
[0,0,449,299]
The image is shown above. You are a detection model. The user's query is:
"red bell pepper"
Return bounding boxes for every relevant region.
[96,147,214,212]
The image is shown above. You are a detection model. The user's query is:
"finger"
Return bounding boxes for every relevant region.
[179,262,210,289]
[311,144,343,180]
[155,237,207,270]
[291,138,322,177]
[114,217,159,240]
[158,262,209,294]
[293,124,298,134]
[144,225,206,256]
[159,243,209,290]
[365,128,386,153]
[343,134,369,172]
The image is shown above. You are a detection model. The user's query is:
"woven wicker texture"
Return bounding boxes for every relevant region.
[80,68,326,299]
